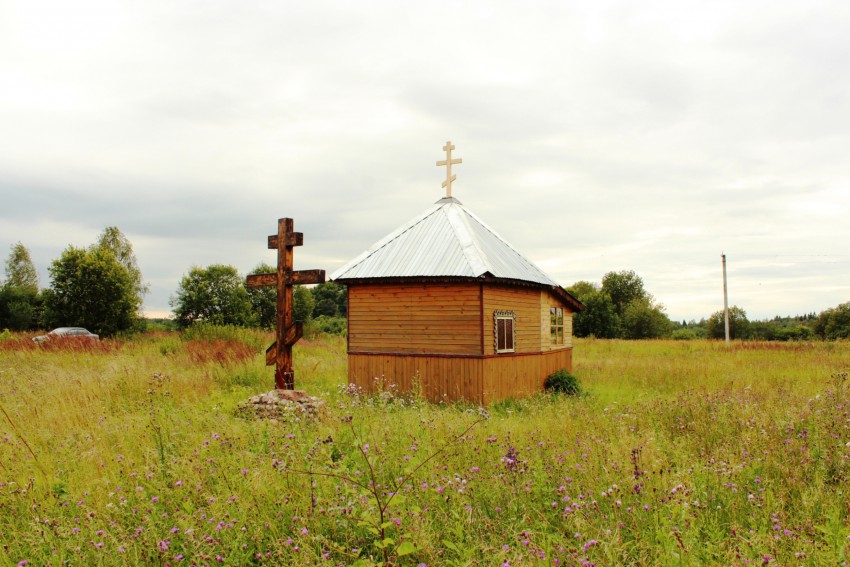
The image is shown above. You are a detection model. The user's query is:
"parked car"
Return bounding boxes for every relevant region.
[32,327,100,343]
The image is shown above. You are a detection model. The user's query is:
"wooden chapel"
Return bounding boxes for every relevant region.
[331,142,583,404]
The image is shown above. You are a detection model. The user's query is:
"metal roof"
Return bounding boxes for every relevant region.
[331,197,561,287]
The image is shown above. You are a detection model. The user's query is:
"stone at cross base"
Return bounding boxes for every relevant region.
[235,388,325,423]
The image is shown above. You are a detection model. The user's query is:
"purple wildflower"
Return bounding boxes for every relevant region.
[502,447,520,471]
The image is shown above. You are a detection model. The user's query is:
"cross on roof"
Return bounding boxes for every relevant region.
[436,141,462,198]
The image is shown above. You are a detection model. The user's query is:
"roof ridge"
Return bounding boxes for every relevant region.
[460,206,559,286]
[443,202,490,276]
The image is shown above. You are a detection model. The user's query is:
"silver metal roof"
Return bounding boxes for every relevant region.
[330,197,560,286]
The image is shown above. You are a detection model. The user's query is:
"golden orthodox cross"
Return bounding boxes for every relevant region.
[246,218,325,390]
[436,141,462,198]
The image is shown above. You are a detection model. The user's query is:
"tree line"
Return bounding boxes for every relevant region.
[567,270,672,339]
[0,229,347,337]
[169,263,347,334]
[0,228,146,336]
[2,233,848,341]
[567,269,850,341]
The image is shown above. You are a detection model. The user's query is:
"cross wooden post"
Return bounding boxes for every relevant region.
[246,218,325,390]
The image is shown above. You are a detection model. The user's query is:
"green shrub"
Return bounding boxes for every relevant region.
[0,328,11,341]
[776,325,813,341]
[145,318,180,332]
[158,336,181,356]
[671,327,706,340]
[489,396,527,415]
[305,315,347,337]
[544,368,581,395]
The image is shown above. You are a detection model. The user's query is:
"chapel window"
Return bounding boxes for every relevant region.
[495,311,515,353]
[550,307,564,344]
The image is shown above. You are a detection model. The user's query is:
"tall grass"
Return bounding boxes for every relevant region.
[0,335,848,565]
[575,338,846,403]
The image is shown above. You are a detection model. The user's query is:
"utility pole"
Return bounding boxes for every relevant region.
[722,253,730,344]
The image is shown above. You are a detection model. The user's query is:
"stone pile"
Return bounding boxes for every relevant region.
[235,389,325,423]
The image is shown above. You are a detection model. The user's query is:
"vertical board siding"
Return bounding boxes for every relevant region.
[348,353,484,404]
[348,283,482,354]
[481,349,573,405]
[348,349,573,405]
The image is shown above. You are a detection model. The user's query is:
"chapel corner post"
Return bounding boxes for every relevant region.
[245,217,325,390]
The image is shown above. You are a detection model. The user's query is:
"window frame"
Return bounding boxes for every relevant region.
[550,306,564,345]
[494,310,516,353]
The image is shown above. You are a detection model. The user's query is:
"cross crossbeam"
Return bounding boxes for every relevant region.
[246,218,325,390]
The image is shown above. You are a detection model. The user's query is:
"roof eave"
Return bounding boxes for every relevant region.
[332,274,585,312]
[552,286,585,312]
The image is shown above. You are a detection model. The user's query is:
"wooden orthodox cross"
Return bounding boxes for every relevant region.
[436,141,462,198]
[246,218,325,390]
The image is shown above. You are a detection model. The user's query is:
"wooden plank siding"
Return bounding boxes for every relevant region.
[539,290,575,351]
[348,353,485,404]
[347,348,573,404]
[348,283,482,355]
[481,349,573,404]
[482,286,546,355]
[345,282,576,404]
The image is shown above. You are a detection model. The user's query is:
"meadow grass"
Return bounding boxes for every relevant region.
[0,334,848,566]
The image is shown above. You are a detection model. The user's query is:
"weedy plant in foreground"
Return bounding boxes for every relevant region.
[278,413,487,565]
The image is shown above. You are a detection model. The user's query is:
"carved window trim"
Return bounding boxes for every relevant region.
[494,310,516,353]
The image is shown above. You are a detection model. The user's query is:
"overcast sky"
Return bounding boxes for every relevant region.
[2,0,849,322]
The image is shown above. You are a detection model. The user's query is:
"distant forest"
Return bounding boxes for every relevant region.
[566,270,848,341]
[2,236,848,341]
